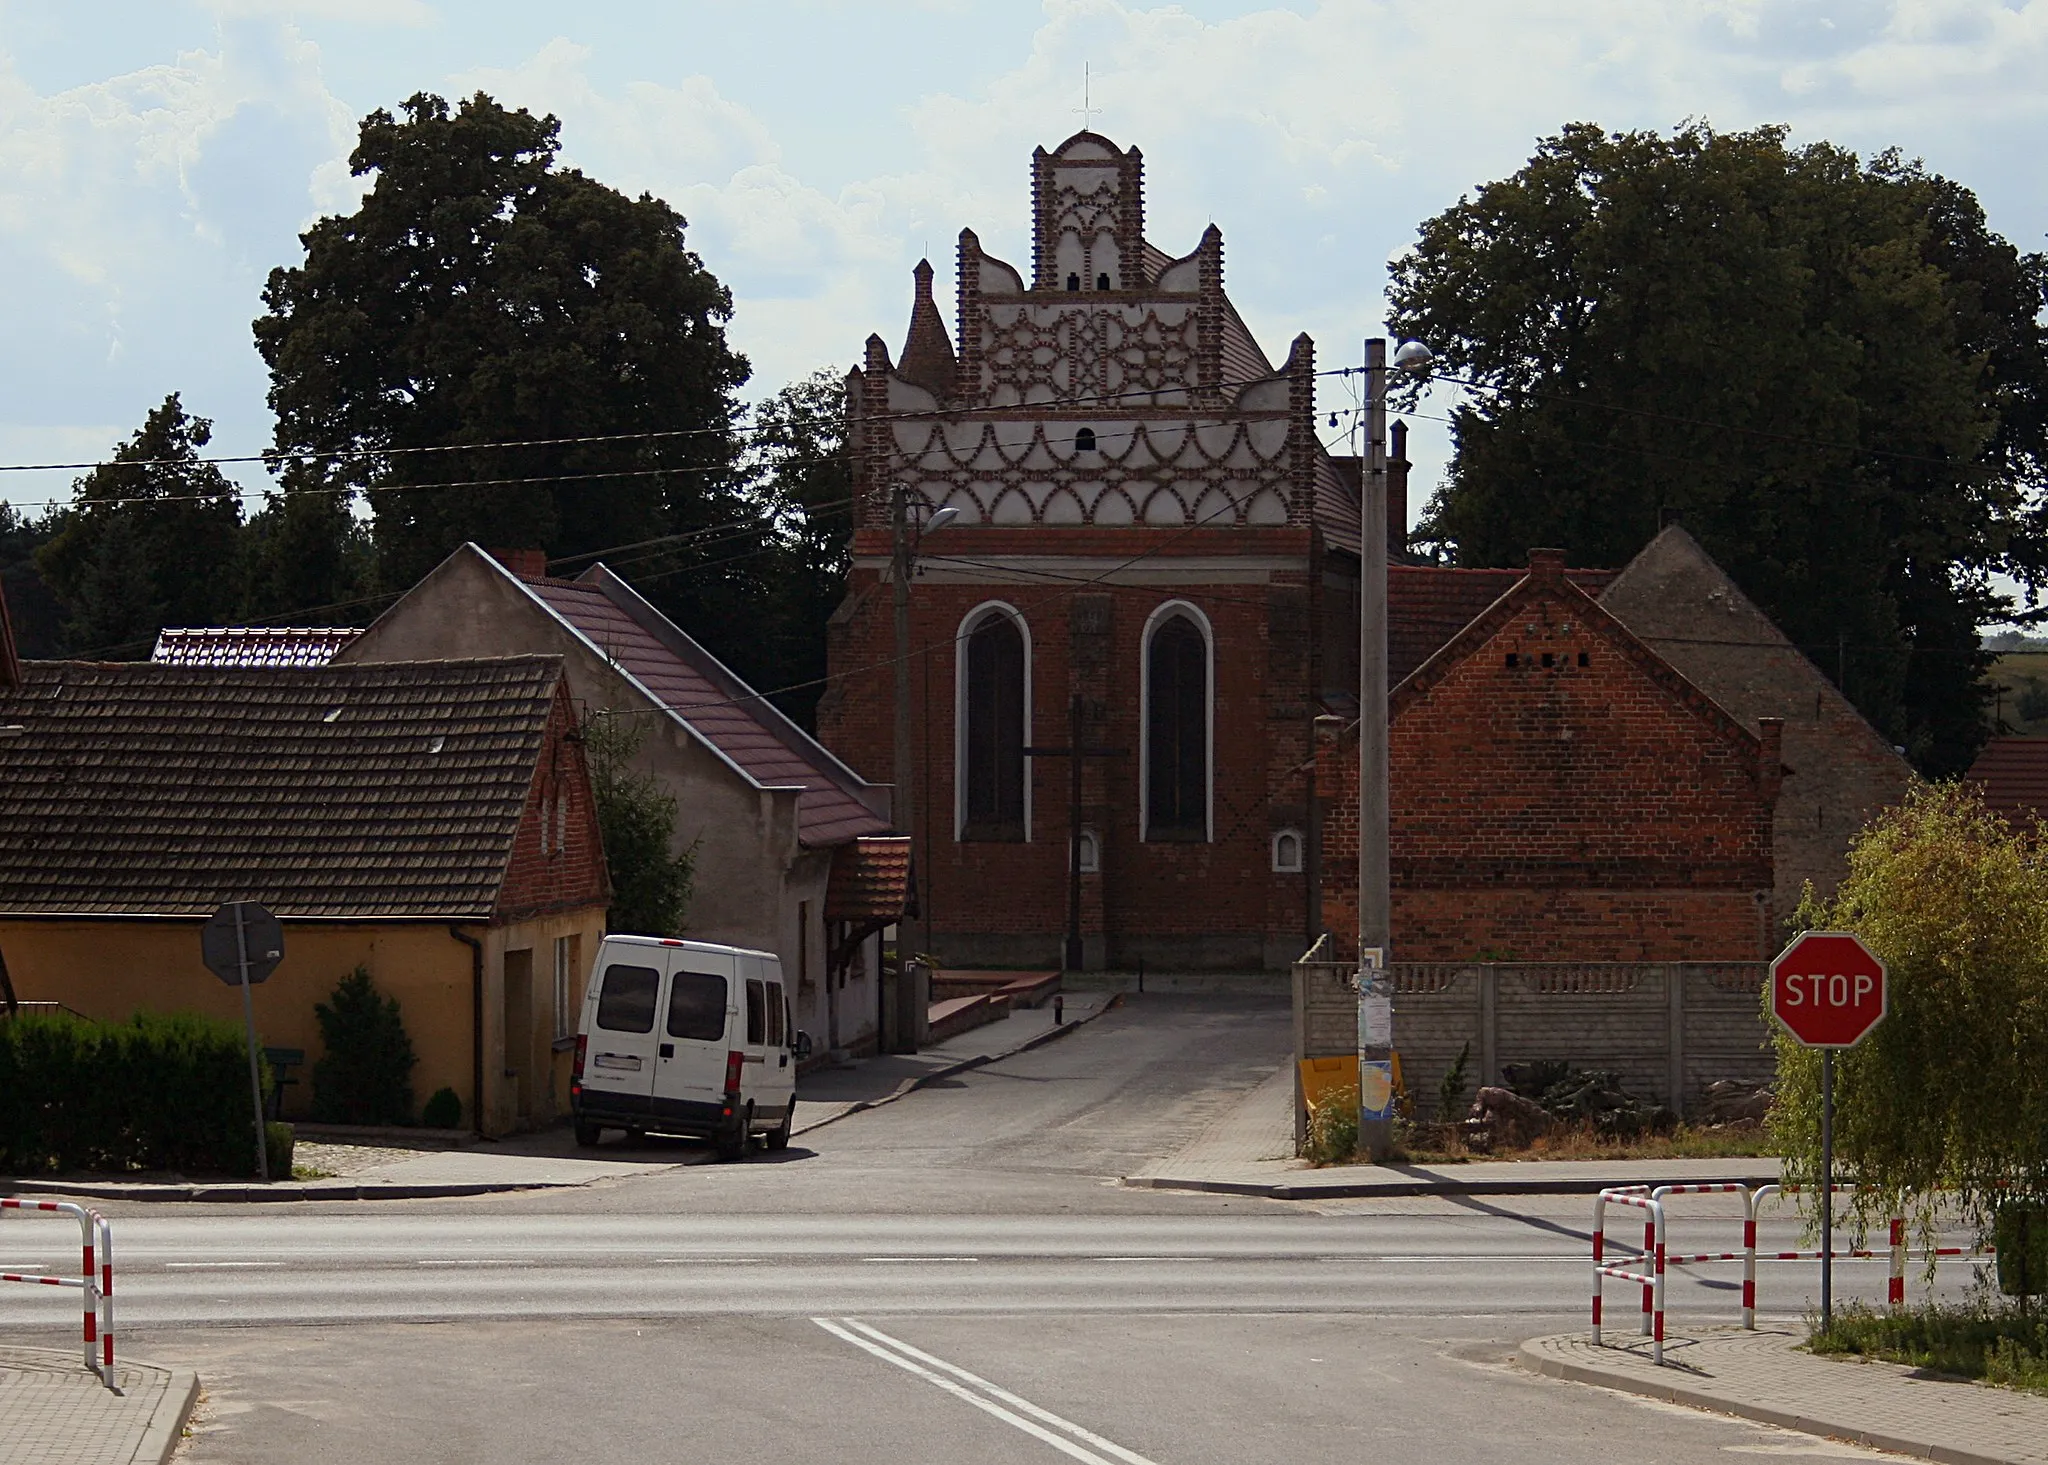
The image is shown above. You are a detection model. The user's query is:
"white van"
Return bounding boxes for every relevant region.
[571,935,810,1159]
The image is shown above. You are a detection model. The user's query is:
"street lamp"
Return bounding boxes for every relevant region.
[1359,335,1434,1160]
[889,486,956,1053]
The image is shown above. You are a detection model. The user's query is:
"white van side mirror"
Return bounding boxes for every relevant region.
[793,1031,814,1060]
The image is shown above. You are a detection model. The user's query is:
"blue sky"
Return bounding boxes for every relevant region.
[4,0,2046,541]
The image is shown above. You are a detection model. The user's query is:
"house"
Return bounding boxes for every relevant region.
[0,656,607,1136]
[1966,736,2048,827]
[334,544,902,1056]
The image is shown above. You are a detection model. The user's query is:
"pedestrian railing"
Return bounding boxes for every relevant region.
[1,1198,115,1390]
[1591,1188,1666,1362]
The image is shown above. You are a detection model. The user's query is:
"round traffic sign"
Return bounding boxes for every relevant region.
[1770,930,1887,1048]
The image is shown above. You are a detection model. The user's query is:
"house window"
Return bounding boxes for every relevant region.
[1096,272,1112,291]
[1271,829,1304,874]
[1074,427,1097,453]
[553,934,578,1041]
[1144,606,1210,841]
[1066,272,1081,291]
[960,606,1027,841]
[797,900,813,991]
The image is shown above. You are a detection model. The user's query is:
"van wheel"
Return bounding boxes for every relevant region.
[766,1103,794,1152]
[573,1118,602,1148]
[716,1104,753,1162]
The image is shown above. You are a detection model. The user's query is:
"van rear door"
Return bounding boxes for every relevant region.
[737,956,772,1117]
[651,950,736,1124]
[581,956,663,1117]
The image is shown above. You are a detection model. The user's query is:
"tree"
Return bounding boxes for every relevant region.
[1388,122,2048,776]
[254,92,751,594]
[582,710,696,937]
[1770,784,2048,1234]
[239,488,373,626]
[35,394,245,657]
[310,966,418,1125]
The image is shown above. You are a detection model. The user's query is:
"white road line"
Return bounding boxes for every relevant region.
[812,1317,1157,1465]
[163,1262,283,1269]
[414,1259,526,1267]
[859,1256,981,1263]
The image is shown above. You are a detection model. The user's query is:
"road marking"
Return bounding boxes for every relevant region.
[814,1317,1157,1465]
[415,1259,526,1267]
[859,1256,980,1263]
[164,1261,282,1269]
[1089,1256,1212,1262]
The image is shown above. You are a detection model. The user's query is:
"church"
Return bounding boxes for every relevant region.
[817,130,1912,973]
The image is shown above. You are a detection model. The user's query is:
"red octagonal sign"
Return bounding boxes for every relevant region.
[1771,931,1888,1049]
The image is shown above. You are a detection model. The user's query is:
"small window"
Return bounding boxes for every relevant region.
[595,964,660,1034]
[1272,829,1304,874]
[766,982,785,1047]
[1066,272,1080,291]
[1074,426,1097,453]
[1506,652,1519,668]
[665,970,727,1041]
[745,978,766,1046]
[1074,828,1100,874]
[1096,272,1112,291]
[1578,651,1590,668]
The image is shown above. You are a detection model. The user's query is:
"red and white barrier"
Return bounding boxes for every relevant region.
[1,1198,115,1389]
[1591,1189,1666,1363]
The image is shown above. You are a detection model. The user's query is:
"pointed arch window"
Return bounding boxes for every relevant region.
[1144,606,1211,841]
[959,606,1028,841]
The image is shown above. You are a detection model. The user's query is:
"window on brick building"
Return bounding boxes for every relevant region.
[1271,829,1303,873]
[1144,606,1210,841]
[961,606,1027,841]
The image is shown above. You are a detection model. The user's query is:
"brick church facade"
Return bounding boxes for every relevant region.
[818,130,1911,972]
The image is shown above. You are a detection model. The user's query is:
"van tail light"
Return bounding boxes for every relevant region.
[724,1050,744,1095]
[572,1034,587,1081]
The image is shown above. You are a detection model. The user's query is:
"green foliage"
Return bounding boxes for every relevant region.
[2017,678,2048,724]
[1388,121,2048,777]
[1305,1083,1361,1164]
[265,1121,295,1178]
[0,1010,271,1176]
[254,91,750,594]
[1436,1040,1472,1121]
[583,711,697,937]
[310,967,418,1125]
[34,394,246,658]
[1769,784,2048,1233]
[421,1085,463,1129]
[1812,1302,2048,1396]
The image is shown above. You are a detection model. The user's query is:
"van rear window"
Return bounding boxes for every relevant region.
[594,965,660,1033]
[766,982,785,1047]
[666,971,727,1042]
[745,979,766,1046]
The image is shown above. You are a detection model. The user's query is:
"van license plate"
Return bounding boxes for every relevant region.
[593,1054,643,1071]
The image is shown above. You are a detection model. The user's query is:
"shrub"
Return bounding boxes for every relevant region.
[310,967,417,1125]
[1305,1083,1360,1164]
[265,1121,294,1177]
[1437,1041,1472,1121]
[421,1086,462,1129]
[0,1009,270,1176]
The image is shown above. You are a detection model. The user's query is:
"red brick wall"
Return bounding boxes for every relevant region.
[1320,574,1777,962]
[818,527,1321,968]
[495,683,610,922]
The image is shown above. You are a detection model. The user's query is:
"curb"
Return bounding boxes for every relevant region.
[1517,1337,2020,1465]
[136,1368,202,1465]
[3,1176,587,1203]
[793,994,1123,1137]
[1124,1171,1777,1200]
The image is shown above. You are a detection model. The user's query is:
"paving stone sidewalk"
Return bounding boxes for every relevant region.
[1524,1327,2048,1465]
[0,1347,196,1465]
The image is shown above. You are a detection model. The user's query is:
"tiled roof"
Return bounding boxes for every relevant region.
[1390,565,1618,685]
[1967,737,2048,826]
[520,569,892,848]
[0,658,562,918]
[1317,454,1362,557]
[824,836,912,924]
[1218,299,1276,386]
[154,627,362,668]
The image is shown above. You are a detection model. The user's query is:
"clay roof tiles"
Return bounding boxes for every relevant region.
[824,836,913,925]
[153,626,363,668]
[1966,737,2048,827]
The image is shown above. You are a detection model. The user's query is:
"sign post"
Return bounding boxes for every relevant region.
[201,902,285,1182]
[1770,930,1888,1329]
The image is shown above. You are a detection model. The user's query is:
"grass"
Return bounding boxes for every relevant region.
[1810,1301,2048,1397]
[1303,1109,1771,1167]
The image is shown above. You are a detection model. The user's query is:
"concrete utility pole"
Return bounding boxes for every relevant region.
[890,484,922,1050]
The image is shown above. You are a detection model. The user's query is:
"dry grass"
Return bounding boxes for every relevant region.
[1310,1120,1771,1167]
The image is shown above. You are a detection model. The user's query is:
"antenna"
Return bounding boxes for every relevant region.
[1074,63,1100,131]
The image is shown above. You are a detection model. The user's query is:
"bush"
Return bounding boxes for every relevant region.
[311,967,417,1125]
[265,1121,294,1177]
[421,1086,462,1129]
[1812,1301,2048,1397]
[0,1010,270,1176]
[1305,1083,1360,1164]
[1437,1041,1472,1122]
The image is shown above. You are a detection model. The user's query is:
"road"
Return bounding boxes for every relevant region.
[0,996,1951,1462]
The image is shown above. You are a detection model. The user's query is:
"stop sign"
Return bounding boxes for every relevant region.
[1771,931,1887,1048]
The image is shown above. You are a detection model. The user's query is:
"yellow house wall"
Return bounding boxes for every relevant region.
[0,911,604,1137]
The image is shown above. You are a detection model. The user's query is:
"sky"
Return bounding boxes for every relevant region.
[3,0,2046,553]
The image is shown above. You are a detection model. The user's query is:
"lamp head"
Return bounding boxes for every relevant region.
[1391,339,1434,375]
[924,505,960,532]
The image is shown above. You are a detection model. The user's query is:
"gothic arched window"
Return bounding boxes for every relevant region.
[960,607,1027,841]
[1074,427,1097,453]
[1144,607,1210,841]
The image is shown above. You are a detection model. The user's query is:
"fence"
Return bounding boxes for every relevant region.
[1,1198,115,1389]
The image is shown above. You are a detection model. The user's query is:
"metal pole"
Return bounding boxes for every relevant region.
[1820,1048,1834,1330]
[233,905,269,1182]
[890,485,919,1055]
[1358,338,1393,1160]
[1065,694,1084,972]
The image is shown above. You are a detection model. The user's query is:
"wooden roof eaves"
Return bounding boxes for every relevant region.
[1389,569,1764,759]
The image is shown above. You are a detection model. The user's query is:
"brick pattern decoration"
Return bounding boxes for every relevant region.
[494,680,610,922]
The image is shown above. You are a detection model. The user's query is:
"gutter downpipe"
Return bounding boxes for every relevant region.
[448,924,485,1137]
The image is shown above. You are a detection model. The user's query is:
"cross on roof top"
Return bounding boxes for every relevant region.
[1073,62,1100,130]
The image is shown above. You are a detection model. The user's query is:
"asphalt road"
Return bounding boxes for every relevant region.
[0,996,1968,1463]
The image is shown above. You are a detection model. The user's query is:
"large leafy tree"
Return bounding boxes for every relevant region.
[254,92,751,593]
[1389,122,2048,776]
[35,394,245,657]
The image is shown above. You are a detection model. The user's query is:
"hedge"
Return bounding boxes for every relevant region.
[0,1010,271,1177]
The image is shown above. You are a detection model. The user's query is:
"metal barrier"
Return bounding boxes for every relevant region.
[1591,1189,1665,1363]
[1747,1184,1993,1317]
[0,1198,115,1390]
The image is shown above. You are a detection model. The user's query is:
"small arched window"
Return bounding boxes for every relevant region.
[962,609,1026,841]
[1074,427,1097,453]
[1271,829,1304,874]
[1096,272,1112,291]
[1065,272,1081,292]
[1073,828,1100,874]
[1145,609,1209,841]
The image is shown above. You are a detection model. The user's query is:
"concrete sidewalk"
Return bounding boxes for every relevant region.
[1524,1327,2048,1465]
[1125,1061,1779,1197]
[0,1348,197,1465]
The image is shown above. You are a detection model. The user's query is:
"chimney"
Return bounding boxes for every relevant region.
[0,572,20,691]
[489,548,550,580]
[1526,547,1567,581]
[1757,716,1786,803]
[1389,420,1410,559]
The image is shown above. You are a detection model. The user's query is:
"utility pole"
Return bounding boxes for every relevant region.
[890,484,922,1051]
[1022,695,1125,971]
[1358,337,1394,1160]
